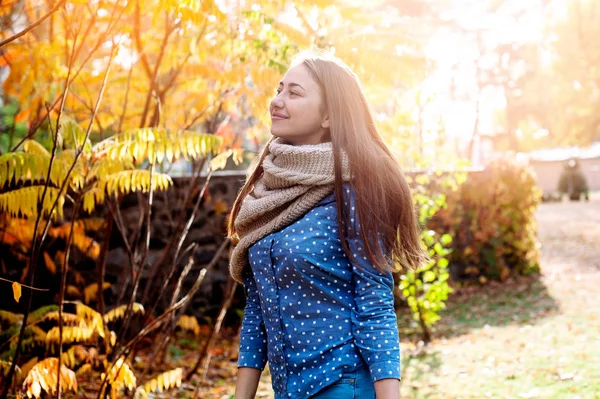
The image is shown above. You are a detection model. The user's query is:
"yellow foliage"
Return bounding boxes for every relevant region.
[22,358,78,398]
[97,128,222,165]
[40,311,82,326]
[101,357,136,397]
[103,303,145,324]
[12,281,22,302]
[75,302,105,338]
[134,368,183,398]
[0,186,65,219]
[177,315,201,336]
[84,282,112,304]
[60,345,92,369]
[46,326,95,347]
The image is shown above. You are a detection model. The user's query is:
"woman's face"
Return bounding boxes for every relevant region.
[269,63,330,146]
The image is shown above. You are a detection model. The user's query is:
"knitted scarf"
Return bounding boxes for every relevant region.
[229,137,350,284]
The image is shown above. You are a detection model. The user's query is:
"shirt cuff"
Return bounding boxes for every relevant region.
[367,358,401,382]
[237,350,268,371]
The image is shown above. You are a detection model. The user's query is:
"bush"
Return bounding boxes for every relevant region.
[427,157,542,283]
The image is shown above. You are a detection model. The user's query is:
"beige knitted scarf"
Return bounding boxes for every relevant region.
[229,137,350,284]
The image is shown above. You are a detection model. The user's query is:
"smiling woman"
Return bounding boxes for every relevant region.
[229,51,426,399]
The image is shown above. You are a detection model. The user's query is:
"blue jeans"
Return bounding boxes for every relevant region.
[309,366,375,399]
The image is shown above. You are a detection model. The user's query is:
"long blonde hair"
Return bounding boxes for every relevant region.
[228,52,426,273]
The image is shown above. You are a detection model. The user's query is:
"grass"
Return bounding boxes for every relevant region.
[398,273,600,399]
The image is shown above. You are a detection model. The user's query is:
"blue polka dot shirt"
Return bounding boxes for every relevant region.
[237,187,401,399]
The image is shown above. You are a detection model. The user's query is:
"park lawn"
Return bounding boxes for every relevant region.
[397,272,600,399]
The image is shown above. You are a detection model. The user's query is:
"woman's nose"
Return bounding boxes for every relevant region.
[270,96,284,110]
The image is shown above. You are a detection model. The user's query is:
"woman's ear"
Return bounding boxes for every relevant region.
[321,113,330,129]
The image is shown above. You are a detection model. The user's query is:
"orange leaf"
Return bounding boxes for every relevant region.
[14,109,30,124]
[12,281,22,302]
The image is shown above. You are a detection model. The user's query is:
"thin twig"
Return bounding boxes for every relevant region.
[0,277,50,291]
[0,0,67,48]
[188,279,239,383]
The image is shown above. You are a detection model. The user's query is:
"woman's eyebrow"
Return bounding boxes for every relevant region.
[278,81,306,92]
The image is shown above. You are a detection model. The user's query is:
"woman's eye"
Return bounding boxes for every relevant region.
[275,88,282,95]
[289,91,298,97]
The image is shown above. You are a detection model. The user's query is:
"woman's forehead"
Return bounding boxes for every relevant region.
[280,64,318,90]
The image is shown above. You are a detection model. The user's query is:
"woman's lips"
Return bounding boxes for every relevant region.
[271,114,288,120]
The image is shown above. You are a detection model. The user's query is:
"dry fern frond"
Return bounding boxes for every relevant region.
[101,357,136,397]
[40,311,82,326]
[82,171,172,214]
[96,128,222,165]
[0,186,65,219]
[46,326,95,347]
[103,303,144,324]
[74,302,105,338]
[177,315,201,336]
[22,357,78,398]
[134,368,183,398]
[84,282,111,304]
[60,345,92,369]
[28,305,58,324]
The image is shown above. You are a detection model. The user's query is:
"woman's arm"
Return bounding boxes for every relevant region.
[235,367,262,399]
[235,270,268,398]
[343,187,402,391]
[374,378,400,399]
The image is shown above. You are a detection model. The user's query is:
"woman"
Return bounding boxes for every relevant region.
[229,52,425,399]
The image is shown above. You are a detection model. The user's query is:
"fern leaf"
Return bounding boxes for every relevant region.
[134,368,182,398]
[46,326,96,347]
[0,153,48,187]
[0,186,64,219]
[99,170,173,197]
[29,305,59,324]
[23,140,50,157]
[101,356,136,395]
[60,345,91,370]
[96,128,222,166]
[74,302,105,338]
[60,116,93,155]
[40,311,81,326]
[103,303,144,324]
[22,357,78,398]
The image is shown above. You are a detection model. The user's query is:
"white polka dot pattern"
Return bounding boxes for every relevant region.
[237,186,401,399]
